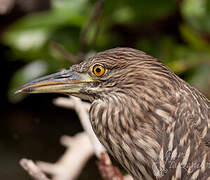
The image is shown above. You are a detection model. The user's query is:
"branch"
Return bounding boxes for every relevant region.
[0,0,15,14]
[50,0,104,64]
[79,0,104,53]
[20,132,94,180]
[50,42,82,64]
[54,97,106,157]
[124,175,134,180]
[37,132,93,180]
[49,0,104,66]
[20,159,51,180]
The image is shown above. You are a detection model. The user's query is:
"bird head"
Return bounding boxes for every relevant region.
[16,48,173,101]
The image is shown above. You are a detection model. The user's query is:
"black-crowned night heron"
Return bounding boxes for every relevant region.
[16,48,210,179]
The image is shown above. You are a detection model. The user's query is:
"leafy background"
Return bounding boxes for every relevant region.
[0,0,209,179]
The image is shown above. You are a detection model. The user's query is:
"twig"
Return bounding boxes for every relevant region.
[50,0,104,64]
[50,42,82,64]
[97,153,124,180]
[54,96,106,157]
[37,132,94,180]
[20,159,51,180]
[124,175,133,180]
[0,0,15,14]
[53,97,90,112]
[20,132,94,180]
[79,0,104,53]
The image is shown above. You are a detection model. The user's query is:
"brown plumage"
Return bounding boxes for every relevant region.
[17,48,210,179]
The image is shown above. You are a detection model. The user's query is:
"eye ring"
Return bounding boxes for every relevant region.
[92,64,105,77]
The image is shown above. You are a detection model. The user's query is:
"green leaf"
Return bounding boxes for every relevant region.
[181,0,210,33]
[180,25,210,51]
[4,29,50,51]
[3,0,89,52]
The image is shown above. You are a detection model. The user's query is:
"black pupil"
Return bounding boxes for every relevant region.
[96,67,101,73]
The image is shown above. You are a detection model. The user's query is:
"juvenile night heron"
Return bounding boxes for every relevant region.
[17,48,210,179]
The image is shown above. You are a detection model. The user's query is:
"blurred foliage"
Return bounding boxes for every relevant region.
[2,0,210,102]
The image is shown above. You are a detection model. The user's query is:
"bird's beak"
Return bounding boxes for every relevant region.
[15,69,95,95]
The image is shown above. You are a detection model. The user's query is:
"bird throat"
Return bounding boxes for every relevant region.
[89,93,162,179]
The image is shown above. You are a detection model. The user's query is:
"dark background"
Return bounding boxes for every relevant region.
[0,0,210,179]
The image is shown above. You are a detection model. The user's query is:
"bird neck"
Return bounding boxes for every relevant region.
[90,91,164,179]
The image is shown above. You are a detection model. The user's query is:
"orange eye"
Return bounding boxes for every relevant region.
[93,64,105,77]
